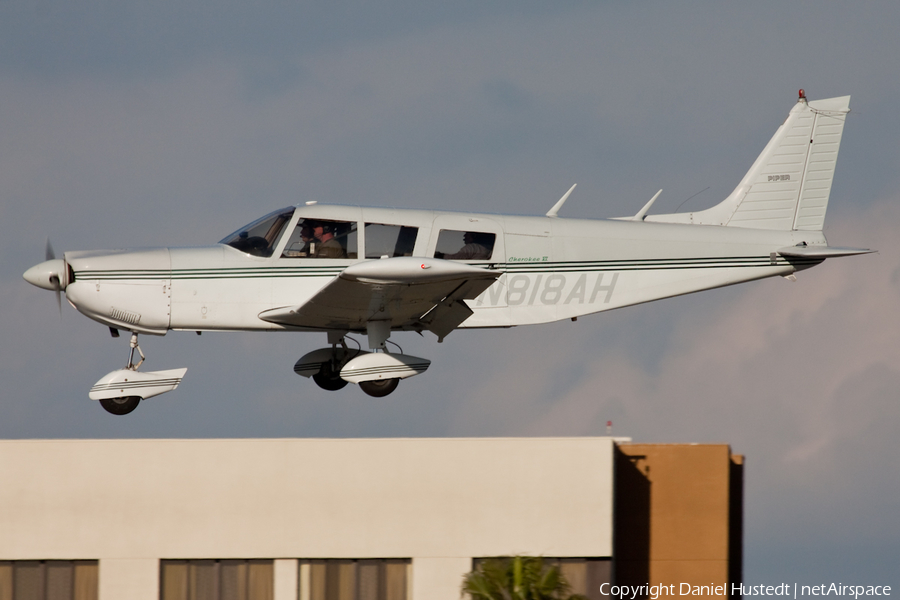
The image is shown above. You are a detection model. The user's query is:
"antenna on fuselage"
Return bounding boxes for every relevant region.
[546,183,577,218]
[631,189,663,221]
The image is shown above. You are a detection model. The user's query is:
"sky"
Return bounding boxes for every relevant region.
[2,0,899,585]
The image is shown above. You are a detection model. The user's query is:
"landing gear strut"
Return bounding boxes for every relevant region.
[126,333,145,370]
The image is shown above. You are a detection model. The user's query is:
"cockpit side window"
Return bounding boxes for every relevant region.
[433,230,495,260]
[220,208,294,257]
[364,224,419,258]
[281,218,358,259]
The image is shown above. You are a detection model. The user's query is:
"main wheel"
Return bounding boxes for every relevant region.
[99,396,141,415]
[312,363,348,391]
[359,378,399,398]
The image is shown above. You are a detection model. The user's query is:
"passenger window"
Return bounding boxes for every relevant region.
[282,219,358,259]
[365,224,419,258]
[434,230,495,260]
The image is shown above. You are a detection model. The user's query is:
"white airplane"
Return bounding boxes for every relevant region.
[24,91,871,415]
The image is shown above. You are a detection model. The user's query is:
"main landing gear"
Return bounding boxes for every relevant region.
[358,378,400,398]
[89,333,188,416]
[312,362,348,391]
[294,327,431,398]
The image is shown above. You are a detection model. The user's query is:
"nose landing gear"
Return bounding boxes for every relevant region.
[89,333,188,415]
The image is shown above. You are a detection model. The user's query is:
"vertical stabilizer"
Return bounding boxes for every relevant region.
[645,94,850,231]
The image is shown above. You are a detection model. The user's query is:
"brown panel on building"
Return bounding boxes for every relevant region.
[0,563,11,600]
[614,444,743,598]
[728,455,744,592]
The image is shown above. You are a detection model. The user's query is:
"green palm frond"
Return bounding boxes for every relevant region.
[461,556,589,600]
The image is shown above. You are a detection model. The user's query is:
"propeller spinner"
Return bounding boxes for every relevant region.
[23,240,69,312]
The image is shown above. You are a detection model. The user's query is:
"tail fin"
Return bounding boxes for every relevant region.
[646,93,850,231]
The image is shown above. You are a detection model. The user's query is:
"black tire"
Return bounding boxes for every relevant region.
[99,396,141,415]
[359,378,399,398]
[312,363,348,391]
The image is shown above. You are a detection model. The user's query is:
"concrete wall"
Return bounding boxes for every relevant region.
[0,437,617,600]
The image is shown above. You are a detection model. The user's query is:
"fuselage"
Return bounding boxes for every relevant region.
[60,204,826,336]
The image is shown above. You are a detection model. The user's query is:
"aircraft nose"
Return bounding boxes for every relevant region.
[23,259,68,291]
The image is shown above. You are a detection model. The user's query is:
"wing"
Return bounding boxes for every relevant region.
[258,257,500,341]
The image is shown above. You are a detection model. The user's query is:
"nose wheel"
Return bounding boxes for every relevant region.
[99,396,141,415]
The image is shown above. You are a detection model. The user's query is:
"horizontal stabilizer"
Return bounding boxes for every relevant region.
[777,245,874,259]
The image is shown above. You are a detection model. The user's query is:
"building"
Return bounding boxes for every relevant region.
[615,444,744,591]
[0,438,742,600]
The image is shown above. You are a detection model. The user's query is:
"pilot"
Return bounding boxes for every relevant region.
[299,222,315,253]
[309,221,346,258]
[438,231,493,260]
[280,221,315,258]
[232,231,270,256]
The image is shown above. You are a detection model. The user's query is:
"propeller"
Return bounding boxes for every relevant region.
[45,239,62,314]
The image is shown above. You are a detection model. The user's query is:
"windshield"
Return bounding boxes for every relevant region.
[219,207,295,257]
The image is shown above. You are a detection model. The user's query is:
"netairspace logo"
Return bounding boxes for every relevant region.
[600,583,892,599]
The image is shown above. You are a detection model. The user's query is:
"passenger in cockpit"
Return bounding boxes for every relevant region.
[439,231,493,260]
